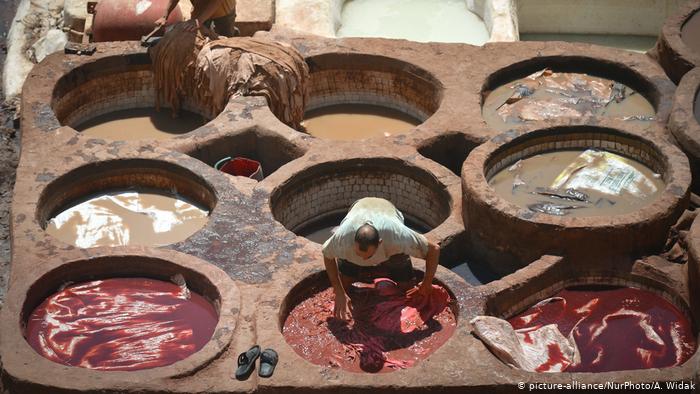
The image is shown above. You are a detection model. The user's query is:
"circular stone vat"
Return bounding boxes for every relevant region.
[280,272,457,373]
[669,67,700,194]
[462,125,690,269]
[38,159,216,248]
[296,54,442,140]
[20,255,236,374]
[489,278,697,373]
[483,68,655,132]
[651,0,700,84]
[336,0,489,44]
[27,277,217,371]
[52,53,214,140]
[481,58,661,133]
[270,158,452,240]
[488,148,664,218]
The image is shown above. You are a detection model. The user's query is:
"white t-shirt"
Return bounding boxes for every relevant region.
[321,197,429,267]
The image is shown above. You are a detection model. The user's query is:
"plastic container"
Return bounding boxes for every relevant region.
[214,157,264,180]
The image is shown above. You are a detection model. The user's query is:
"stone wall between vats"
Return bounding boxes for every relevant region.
[273,166,450,233]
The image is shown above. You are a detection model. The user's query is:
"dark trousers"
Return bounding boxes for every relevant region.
[205,12,238,37]
[338,254,415,284]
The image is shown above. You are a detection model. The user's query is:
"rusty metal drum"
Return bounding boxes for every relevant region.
[92,0,184,42]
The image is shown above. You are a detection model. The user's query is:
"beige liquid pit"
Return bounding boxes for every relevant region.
[75,108,206,140]
[301,104,420,141]
[46,190,209,248]
[482,71,655,132]
[489,150,664,217]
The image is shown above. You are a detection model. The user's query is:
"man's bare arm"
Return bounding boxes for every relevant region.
[422,241,439,288]
[407,241,439,297]
[324,257,352,320]
[155,0,180,26]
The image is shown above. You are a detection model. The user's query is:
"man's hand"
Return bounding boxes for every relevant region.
[333,291,353,321]
[154,16,167,28]
[182,18,203,32]
[406,281,432,298]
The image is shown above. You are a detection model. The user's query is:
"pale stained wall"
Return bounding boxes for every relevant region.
[516,0,686,36]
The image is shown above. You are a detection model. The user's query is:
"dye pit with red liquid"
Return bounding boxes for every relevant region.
[283,278,456,373]
[508,285,697,372]
[26,277,218,371]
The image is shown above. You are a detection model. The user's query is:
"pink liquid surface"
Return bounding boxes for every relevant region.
[26,277,218,371]
[508,286,696,372]
[283,279,456,373]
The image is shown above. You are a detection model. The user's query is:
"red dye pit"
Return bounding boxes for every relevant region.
[282,278,456,373]
[508,286,697,372]
[26,277,218,371]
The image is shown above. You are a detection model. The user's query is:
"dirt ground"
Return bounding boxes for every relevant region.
[1,0,22,310]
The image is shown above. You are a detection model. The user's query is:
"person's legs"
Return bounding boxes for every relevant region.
[211,12,238,37]
[382,254,416,292]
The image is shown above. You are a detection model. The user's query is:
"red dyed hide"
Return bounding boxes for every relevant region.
[283,278,456,373]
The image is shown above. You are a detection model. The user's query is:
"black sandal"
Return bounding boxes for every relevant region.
[258,348,278,378]
[235,345,261,380]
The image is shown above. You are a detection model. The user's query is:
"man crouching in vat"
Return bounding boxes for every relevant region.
[322,197,440,321]
[156,0,238,37]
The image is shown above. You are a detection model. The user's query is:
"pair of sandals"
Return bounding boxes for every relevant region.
[235,345,278,380]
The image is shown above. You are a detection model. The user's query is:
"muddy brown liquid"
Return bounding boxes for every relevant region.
[300,214,430,244]
[46,190,209,248]
[489,150,664,217]
[682,10,700,55]
[482,71,655,132]
[301,104,421,140]
[75,108,206,140]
